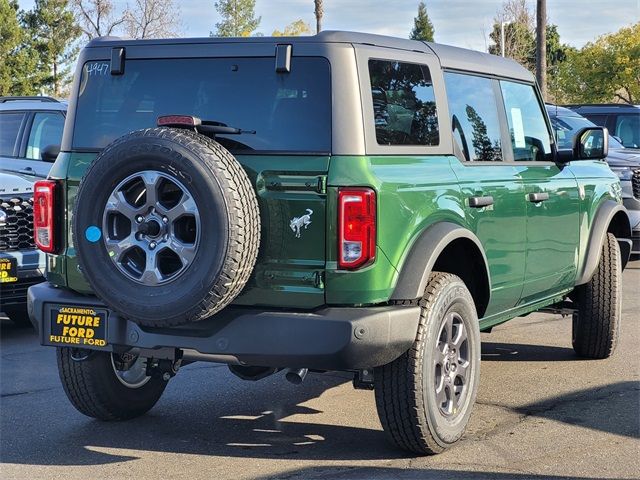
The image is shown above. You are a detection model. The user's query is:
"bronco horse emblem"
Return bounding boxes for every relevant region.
[290,209,313,238]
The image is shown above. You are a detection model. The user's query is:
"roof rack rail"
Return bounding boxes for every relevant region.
[0,96,59,103]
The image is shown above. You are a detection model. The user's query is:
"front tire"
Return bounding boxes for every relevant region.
[374,272,481,455]
[572,232,622,359]
[57,348,168,420]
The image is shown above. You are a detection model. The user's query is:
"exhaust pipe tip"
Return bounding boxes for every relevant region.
[285,368,308,385]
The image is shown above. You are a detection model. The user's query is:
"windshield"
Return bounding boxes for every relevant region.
[73,57,331,153]
[551,114,623,150]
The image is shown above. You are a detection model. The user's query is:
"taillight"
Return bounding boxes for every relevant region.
[338,187,376,270]
[33,180,57,253]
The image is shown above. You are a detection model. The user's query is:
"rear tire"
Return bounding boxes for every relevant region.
[374,272,481,455]
[57,348,168,420]
[572,233,621,359]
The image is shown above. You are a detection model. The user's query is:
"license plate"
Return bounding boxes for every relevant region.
[0,257,17,283]
[49,306,108,348]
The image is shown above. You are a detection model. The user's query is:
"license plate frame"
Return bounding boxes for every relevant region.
[0,257,17,283]
[48,305,109,348]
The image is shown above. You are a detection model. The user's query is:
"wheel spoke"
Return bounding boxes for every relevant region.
[141,249,163,285]
[455,360,469,383]
[140,171,160,207]
[167,238,197,265]
[435,380,448,407]
[166,193,198,221]
[451,319,468,349]
[444,313,454,344]
[105,234,139,261]
[105,190,140,219]
[451,382,464,412]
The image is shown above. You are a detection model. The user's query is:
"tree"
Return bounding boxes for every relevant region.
[557,23,640,104]
[272,19,311,37]
[488,0,534,69]
[0,0,43,95]
[22,0,81,96]
[72,0,126,40]
[212,0,260,37]
[535,0,546,98]
[124,0,181,39]
[314,0,323,34]
[409,1,434,42]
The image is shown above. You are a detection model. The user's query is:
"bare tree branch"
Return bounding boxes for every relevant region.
[72,0,126,39]
[124,0,182,39]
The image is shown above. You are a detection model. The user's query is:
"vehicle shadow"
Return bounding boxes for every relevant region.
[512,380,640,440]
[481,341,579,362]
[254,466,631,480]
[2,361,638,468]
[0,368,407,466]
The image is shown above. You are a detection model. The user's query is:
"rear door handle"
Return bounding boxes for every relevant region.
[468,195,494,208]
[527,192,550,203]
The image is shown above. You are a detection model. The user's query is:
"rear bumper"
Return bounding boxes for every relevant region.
[28,282,420,370]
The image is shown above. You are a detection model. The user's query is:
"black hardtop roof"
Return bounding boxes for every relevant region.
[86,30,534,82]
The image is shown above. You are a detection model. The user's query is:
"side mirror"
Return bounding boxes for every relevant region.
[41,144,60,162]
[573,127,608,160]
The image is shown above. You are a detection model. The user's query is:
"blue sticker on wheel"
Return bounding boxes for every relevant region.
[85,225,102,243]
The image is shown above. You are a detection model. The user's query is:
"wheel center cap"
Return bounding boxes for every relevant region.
[139,219,162,238]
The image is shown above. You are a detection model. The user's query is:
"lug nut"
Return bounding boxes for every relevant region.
[149,241,157,249]
[135,215,144,223]
[162,216,169,224]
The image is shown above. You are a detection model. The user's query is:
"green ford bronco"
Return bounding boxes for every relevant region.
[28,31,632,455]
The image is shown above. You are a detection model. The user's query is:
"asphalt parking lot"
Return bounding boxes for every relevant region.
[1,261,638,480]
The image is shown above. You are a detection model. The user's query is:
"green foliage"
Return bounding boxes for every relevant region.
[0,0,42,95]
[22,0,81,96]
[272,19,311,37]
[212,0,260,37]
[409,1,434,42]
[557,23,640,104]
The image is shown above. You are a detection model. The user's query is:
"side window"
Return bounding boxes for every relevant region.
[499,81,553,162]
[0,112,25,157]
[613,114,640,148]
[368,59,439,146]
[26,112,65,160]
[444,72,502,162]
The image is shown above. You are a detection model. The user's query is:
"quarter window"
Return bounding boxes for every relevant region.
[499,81,553,162]
[444,72,502,162]
[26,112,65,160]
[368,60,439,146]
[0,112,25,157]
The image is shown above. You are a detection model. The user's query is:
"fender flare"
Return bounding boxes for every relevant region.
[390,222,491,304]
[576,200,632,286]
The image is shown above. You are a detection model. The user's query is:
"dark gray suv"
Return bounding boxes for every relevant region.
[0,96,66,177]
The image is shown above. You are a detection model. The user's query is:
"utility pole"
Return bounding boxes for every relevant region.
[314,0,323,34]
[501,22,507,57]
[536,0,547,98]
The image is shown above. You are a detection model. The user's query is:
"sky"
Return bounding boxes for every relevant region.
[18,0,640,52]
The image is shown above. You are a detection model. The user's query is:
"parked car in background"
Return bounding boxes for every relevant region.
[0,96,66,177]
[547,105,640,255]
[1,169,45,325]
[566,104,640,149]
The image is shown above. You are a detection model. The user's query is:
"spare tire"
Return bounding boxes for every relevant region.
[73,128,260,327]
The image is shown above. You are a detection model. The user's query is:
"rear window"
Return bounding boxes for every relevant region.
[73,57,331,153]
